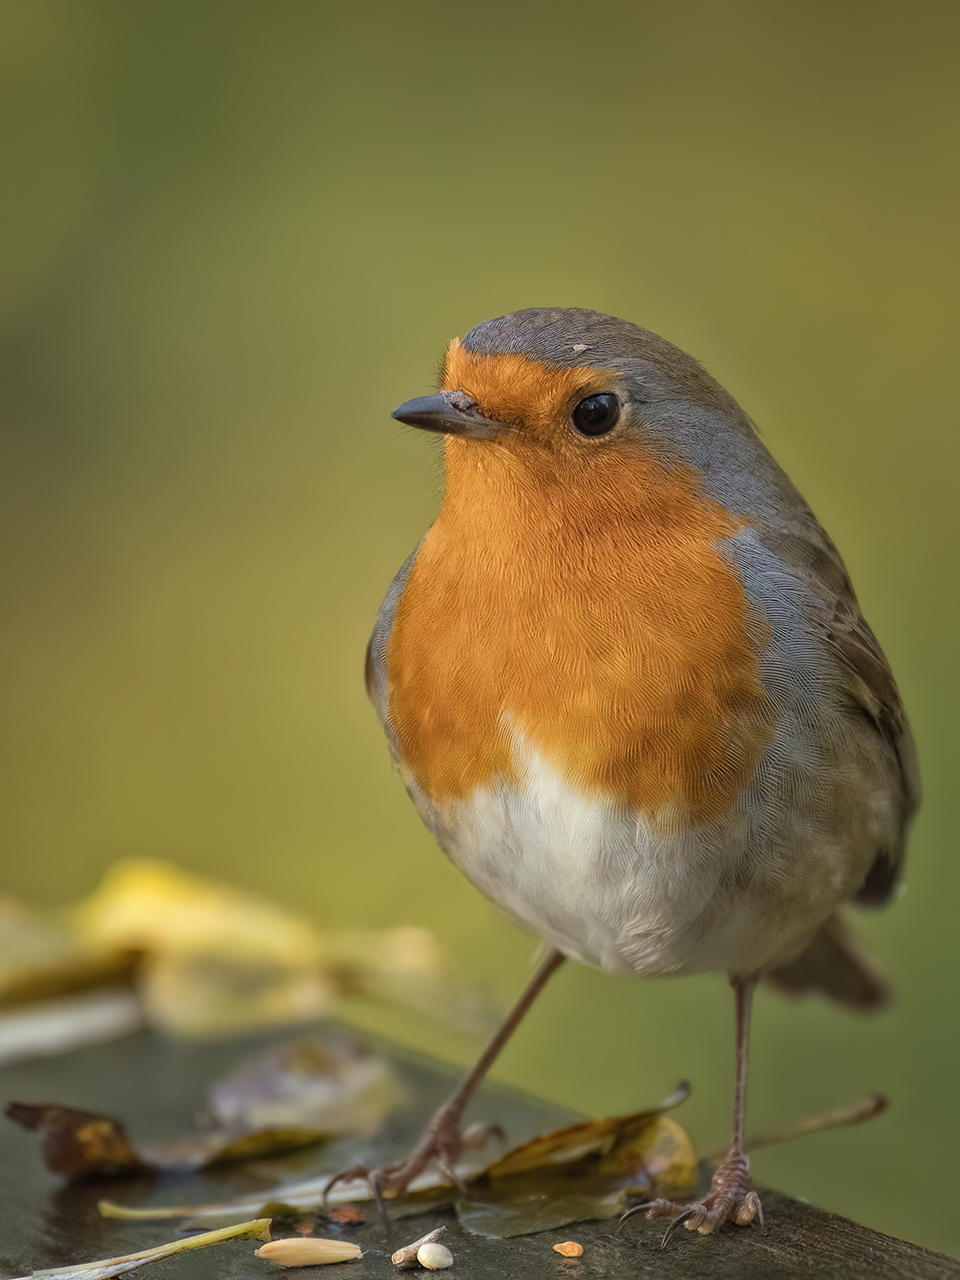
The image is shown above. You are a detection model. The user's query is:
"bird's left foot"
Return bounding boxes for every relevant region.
[636,1151,763,1237]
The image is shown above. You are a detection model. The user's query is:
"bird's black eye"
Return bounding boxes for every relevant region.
[571,392,620,437]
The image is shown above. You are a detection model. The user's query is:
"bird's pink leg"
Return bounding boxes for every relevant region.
[326,948,566,1209]
[640,975,763,1238]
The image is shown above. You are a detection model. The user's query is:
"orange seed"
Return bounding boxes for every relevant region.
[553,1241,584,1257]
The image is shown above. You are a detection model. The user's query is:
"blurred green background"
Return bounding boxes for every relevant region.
[1,0,956,1256]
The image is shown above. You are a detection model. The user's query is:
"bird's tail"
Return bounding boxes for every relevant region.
[763,914,892,1011]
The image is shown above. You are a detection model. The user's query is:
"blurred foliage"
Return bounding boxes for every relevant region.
[0,858,494,1041]
[0,0,957,1256]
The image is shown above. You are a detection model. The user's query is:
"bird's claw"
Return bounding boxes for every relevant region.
[323,1110,502,1214]
[635,1151,763,1242]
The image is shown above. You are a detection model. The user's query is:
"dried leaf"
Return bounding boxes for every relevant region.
[11,1033,404,1180]
[483,1106,693,1184]
[99,1104,696,1239]
[138,1127,333,1171]
[208,1037,406,1138]
[456,1108,696,1238]
[5,1103,146,1179]
[142,1035,404,1171]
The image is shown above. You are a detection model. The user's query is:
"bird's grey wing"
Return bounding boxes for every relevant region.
[825,594,920,904]
[756,509,919,1010]
[759,498,919,905]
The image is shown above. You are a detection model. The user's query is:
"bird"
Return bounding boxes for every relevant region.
[355,307,919,1234]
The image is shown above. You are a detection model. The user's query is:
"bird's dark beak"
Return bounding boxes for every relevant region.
[391,390,499,439]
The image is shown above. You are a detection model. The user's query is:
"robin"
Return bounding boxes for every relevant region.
[355,308,919,1233]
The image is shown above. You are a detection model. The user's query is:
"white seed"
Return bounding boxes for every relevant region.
[255,1237,362,1265]
[391,1226,447,1268]
[416,1242,454,1269]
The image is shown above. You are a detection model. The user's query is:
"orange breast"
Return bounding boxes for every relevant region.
[386,370,772,825]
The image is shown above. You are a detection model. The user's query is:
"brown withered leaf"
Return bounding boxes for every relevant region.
[9,1035,405,1182]
[5,1102,147,1178]
[455,1103,697,1237]
[99,1096,697,1238]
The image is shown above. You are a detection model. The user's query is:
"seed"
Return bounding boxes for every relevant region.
[553,1240,583,1257]
[417,1241,454,1269]
[391,1226,447,1268]
[255,1237,362,1265]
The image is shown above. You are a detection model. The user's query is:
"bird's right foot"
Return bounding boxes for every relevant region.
[324,1107,502,1212]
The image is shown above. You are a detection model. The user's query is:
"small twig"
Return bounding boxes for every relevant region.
[391,1226,447,1269]
[701,1092,888,1163]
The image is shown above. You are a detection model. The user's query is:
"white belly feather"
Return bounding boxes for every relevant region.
[401,733,880,981]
